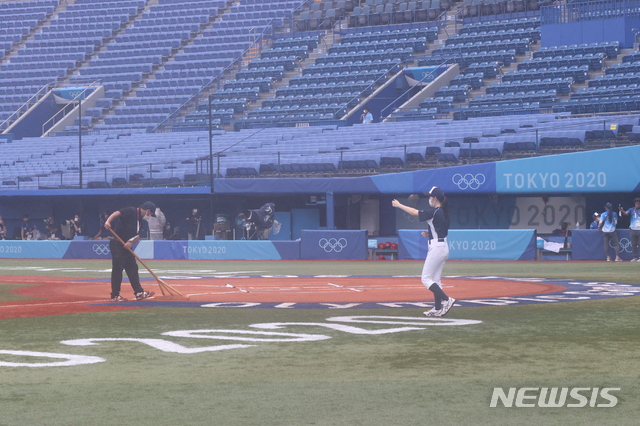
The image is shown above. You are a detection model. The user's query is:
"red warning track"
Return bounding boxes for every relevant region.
[0,275,565,319]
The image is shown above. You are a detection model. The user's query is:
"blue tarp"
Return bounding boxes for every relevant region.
[571,229,634,260]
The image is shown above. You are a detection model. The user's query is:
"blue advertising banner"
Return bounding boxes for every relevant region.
[134,241,154,259]
[272,241,301,260]
[63,240,110,259]
[370,162,497,195]
[0,241,70,259]
[571,229,634,261]
[495,145,640,193]
[214,146,640,196]
[185,240,283,260]
[52,87,93,104]
[0,240,300,260]
[154,241,188,260]
[398,229,537,260]
[64,240,152,260]
[300,230,368,260]
[402,66,448,85]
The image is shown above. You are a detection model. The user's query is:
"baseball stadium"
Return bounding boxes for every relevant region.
[1,0,639,424]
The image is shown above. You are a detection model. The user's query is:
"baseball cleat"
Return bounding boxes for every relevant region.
[135,291,155,300]
[439,297,456,316]
[111,295,128,302]
[423,308,442,317]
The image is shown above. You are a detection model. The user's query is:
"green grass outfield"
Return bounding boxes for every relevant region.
[0,259,639,426]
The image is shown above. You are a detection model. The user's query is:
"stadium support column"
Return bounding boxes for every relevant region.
[78,98,82,189]
[208,95,213,188]
[326,191,335,230]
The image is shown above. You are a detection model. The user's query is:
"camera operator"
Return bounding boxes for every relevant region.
[92,211,111,240]
[213,212,232,240]
[21,214,41,240]
[0,216,6,240]
[44,216,61,240]
[66,214,84,238]
[242,202,280,240]
[186,208,203,240]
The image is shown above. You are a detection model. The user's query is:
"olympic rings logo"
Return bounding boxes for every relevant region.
[452,173,486,190]
[319,238,348,252]
[403,212,419,223]
[612,238,633,253]
[93,244,111,256]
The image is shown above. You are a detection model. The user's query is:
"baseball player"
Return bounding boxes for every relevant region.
[392,187,455,317]
[619,197,640,262]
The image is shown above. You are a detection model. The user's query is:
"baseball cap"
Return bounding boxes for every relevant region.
[593,212,600,218]
[634,198,640,203]
[605,202,612,209]
[428,186,445,202]
[140,201,156,214]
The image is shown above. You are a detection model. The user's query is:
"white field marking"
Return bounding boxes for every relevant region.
[162,329,331,342]
[155,284,241,288]
[240,286,372,293]
[250,322,424,335]
[0,300,109,309]
[146,270,265,276]
[326,315,483,326]
[61,338,253,354]
[224,284,250,293]
[324,283,364,292]
[274,291,366,295]
[186,292,241,297]
[0,266,87,271]
[0,350,106,367]
[0,266,267,276]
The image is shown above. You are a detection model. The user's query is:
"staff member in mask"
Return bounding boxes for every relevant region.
[619,197,640,262]
[103,201,157,302]
[599,202,621,262]
[68,214,84,237]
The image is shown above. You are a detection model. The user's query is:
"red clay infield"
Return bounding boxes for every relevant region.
[0,275,565,319]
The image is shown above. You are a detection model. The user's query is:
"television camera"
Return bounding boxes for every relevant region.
[235,202,281,240]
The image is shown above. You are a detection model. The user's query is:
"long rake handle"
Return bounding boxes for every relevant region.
[107,228,185,297]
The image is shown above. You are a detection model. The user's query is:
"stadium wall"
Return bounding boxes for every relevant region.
[541,16,640,48]
[0,229,536,261]
[0,227,633,261]
[1,147,638,243]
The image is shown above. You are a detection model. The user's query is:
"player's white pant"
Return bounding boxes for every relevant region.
[421,240,449,288]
